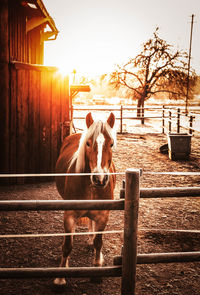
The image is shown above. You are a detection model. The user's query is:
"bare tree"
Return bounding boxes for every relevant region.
[110,28,196,123]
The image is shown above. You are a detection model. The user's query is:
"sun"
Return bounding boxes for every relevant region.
[57,63,70,77]
[44,39,114,79]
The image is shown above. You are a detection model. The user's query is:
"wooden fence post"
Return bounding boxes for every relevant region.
[169,110,172,133]
[177,108,180,133]
[162,105,165,134]
[141,104,144,125]
[120,105,123,134]
[122,169,140,295]
[189,115,193,135]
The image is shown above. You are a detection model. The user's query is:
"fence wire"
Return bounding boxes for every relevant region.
[0,171,200,177]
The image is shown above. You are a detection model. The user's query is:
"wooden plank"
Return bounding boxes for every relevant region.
[0,266,122,279]
[61,75,70,139]
[16,69,29,183]
[65,75,70,121]
[14,6,18,60]
[28,69,40,181]
[114,251,200,265]
[26,17,48,33]
[20,10,23,61]
[8,2,13,60]
[12,4,18,61]
[141,186,200,198]
[70,84,90,93]
[27,32,30,63]
[0,199,124,211]
[39,69,52,179]
[35,29,39,64]
[0,0,9,184]
[51,72,61,172]
[9,65,17,184]
[57,73,63,151]
[11,61,58,72]
[17,6,21,61]
[28,29,35,64]
[40,25,44,64]
[60,75,66,125]
[120,186,200,199]
[21,9,26,62]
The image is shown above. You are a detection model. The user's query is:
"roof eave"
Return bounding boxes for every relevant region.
[21,0,59,37]
[35,0,58,34]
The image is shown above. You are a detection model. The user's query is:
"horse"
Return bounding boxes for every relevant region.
[54,112,116,285]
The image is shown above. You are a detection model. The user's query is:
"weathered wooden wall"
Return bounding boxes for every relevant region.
[0,0,10,183]
[9,1,45,64]
[5,62,70,183]
[9,1,27,63]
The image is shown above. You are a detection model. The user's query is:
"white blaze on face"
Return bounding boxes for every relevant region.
[95,133,105,181]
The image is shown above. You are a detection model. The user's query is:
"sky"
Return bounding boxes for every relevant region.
[44,0,200,77]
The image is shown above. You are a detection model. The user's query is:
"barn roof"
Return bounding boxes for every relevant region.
[21,0,59,40]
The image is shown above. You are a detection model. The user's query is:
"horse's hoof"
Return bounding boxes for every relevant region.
[93,252,104,267]
[54,278,67,286]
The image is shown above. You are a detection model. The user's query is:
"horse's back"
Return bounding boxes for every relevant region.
[55,133,81,198]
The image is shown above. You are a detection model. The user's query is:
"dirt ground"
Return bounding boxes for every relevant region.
[0,128,200,295]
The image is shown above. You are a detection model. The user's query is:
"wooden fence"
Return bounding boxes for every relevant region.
[0,169,200,295]
[162,106,200,135]
[72,105,200,135]
[72,105,163,133]
[1,61,71,184]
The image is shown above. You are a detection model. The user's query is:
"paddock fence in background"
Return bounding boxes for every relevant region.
[71,105,200,136]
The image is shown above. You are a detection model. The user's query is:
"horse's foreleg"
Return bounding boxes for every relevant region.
[88,219,94,246]
[93,212,109,267]
[54,213,75,286]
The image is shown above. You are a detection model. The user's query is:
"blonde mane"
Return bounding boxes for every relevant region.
[69,120,116,173]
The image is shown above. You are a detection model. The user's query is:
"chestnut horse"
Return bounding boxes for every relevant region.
[54,112,116,285]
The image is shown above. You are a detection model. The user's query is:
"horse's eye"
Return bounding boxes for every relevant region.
[86,141,90,147]
[110,142,114,148]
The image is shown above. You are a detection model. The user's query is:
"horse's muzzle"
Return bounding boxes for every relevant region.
[92,174,109,187]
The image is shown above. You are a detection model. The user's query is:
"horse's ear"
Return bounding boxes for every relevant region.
[107,112,115,128]
[86,112,94,128]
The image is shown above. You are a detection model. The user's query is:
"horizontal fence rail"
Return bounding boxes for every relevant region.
[114,251,200,266]
[0,266,122,279]
[0,199,124,211]
[120,186,200,199]
[2,250,200,279]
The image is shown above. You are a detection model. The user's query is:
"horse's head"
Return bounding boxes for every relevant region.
[84,112,116,187]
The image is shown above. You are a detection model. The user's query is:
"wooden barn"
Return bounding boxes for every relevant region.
[0,0,72,183]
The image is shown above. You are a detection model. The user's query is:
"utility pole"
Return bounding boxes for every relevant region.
[72,69,76,84]
[185,14,195,115]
